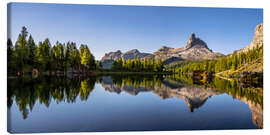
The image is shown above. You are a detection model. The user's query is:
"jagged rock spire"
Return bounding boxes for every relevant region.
[190,33,196,41]
[185,33,210,50]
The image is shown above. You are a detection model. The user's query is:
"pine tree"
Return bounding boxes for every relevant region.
[7,38,14,72]
[27,35,36,68]
[14,26,29,72]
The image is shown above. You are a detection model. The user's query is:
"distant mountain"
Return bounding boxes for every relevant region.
[101,49,153,62]
[154,33,223,63]
[238,23,263,53]
[100,49,153,69]
[101,50,123,61]
[100,33,223,69]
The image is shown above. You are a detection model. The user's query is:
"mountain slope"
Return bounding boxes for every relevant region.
[216,57,263,80]
[100,33,223,69]
[153,33,223,62]
[100,49,153,69]
[216,23,263,79]
[238,23,263,53]
[101,49,153,61]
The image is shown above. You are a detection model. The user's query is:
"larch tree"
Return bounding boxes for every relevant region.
[14,26,29,72]
[27,35,36,68]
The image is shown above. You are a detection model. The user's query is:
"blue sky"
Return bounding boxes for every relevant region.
[8,3,263,60]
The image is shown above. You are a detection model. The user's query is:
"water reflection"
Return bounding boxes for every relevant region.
[8,76,96,119]
[100,76,221,112]
[8,74,263,129]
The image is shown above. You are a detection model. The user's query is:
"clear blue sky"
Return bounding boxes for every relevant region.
[8,3,263,60]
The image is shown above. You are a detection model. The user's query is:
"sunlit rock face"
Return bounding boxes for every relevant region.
[239,23,263,53]
[121,49,153,60]
[153,33,223,63]
[101,49,154,62]
[100,33,224,69]
[100,49,153,69]
[102,50,122,61]
[185,33,209,49]
[100,50,122,69]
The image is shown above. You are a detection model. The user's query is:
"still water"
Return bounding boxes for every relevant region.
[7,74,263,133]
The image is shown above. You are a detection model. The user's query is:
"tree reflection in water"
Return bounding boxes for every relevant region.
[8,76,96,119]
[7,74,263,128]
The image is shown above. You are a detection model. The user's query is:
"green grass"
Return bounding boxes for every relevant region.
[215,57,263,80]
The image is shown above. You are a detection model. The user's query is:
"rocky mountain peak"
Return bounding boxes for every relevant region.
[158,46,174,52]
[153,33,220,63]
[126,49,140,54]
[101,33,223,68]
[239,23,263,53]
[185,33,209,50]
[121,49,153,60]
[100,49,153,69]
[190,33,196,41]
[101,50,122,61]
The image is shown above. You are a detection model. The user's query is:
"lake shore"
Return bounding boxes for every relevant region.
[8,70,174,78]
[95,71,173,75]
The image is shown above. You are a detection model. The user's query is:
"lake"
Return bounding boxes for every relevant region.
[7,74,263,133]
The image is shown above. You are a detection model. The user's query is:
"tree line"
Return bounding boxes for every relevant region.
[169,44,263,74]
[7,26,96,75]
[111,57,164,72]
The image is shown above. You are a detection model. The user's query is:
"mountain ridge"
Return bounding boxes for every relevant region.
[153,33,223,61]
[100,33,224,69]
[238,23,263,53]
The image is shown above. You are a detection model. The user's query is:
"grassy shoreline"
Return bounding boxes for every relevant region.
[214,73,234,81]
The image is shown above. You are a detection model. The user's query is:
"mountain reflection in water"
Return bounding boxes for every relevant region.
[101,76,221,112]
[100,75,263,129]
[8,74,263,130]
